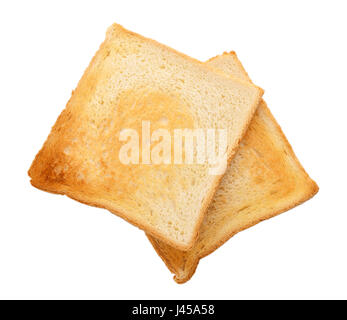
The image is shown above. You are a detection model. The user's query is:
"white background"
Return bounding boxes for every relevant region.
[0,0,346,300]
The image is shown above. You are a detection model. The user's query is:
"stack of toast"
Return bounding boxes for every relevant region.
[29,23,318,283]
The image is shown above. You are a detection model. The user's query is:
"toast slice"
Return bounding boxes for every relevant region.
[147,52,318,282]
[28,24,263,250]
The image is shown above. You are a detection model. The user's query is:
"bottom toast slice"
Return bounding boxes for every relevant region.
[147,52,318,283]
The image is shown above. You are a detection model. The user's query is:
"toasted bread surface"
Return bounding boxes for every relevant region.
[147,52,318,282]
[28,25,263,250]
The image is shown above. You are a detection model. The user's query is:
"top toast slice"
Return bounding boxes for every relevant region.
[147,52,318,281]
[28,24,263,250]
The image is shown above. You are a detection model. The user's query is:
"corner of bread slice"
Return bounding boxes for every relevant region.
[146,233,200,284]
[303,174,319,199]
[310,179,319,197]
[206,51,237,63]
[291,175,319,209]
[173,259,200,284]
[105,22,125,38]
[205,62,264,98]
[173,271,195,284]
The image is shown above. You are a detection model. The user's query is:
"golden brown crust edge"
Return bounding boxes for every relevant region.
[108,24,264,94]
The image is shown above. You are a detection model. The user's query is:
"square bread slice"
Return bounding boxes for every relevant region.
[147,52,318,282]
[28,24,263,250]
